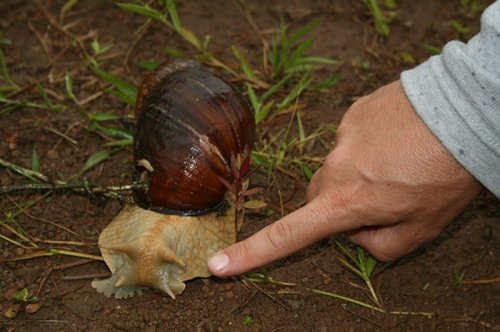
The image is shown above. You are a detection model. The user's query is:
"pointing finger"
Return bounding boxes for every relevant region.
[208,196,357,277]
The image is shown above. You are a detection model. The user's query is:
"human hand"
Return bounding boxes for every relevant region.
[208,80,481,277]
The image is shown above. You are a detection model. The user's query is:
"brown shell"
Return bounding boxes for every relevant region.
[133,60,255,216]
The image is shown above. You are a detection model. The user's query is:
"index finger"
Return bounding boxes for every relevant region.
[207,196,357,277]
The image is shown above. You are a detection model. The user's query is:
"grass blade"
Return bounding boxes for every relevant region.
[116,2,165,21]
[93,67,137,106]
[165,0,182,31]
[0,48,14,85]
[31,147,40,173]
[65,72,78,103]
[255,100,274,124]
[233,46,257,81]
[60,0,80,22]
[77,150,110,176]
[289,18,322,45]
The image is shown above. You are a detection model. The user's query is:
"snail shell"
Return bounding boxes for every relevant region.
[133,59,255,216]
[92,60,253,299]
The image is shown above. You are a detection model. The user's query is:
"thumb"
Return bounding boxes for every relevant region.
[207,196,355,277]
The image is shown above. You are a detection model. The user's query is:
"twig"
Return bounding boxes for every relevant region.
[53,259,96,271]
[10,199,90,241]
[36,266,53,297]
[0,181,147,195]
[463,276,500,285]
[242,278,291,311]
[5,248,103,262]
[44,126,78,145]
[28,21,53,67]
[124,19,152,71]
[58,273,110,281]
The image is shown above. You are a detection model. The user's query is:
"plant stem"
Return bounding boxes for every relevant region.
[0,182,147,195]
[0,158,49,182]
[309,288,385,312]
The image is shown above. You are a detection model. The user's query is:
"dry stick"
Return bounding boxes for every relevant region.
[27,21,53,67]
[36,3,90,63]
[463,276,500,285]
[36,266,54,297]
[0,182,146,195]
[58,273,109,281]
[44,126,78,145]
[124,19,152,72]
[234,0,271,76]
[48,122,80,154]
[7,196,90,242]
[53,259,96,271]
[242,278,291,311]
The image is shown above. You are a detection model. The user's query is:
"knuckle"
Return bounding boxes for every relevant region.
[234,240,253,263]
[265,221,293,251]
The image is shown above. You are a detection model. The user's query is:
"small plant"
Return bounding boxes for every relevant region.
[362,0,399,37]
[3,287,41,318]
[245,271,297,287]
[335,241,381,307]
[310,241,433,317]
[243,315,254,327]
[454,269,465,285]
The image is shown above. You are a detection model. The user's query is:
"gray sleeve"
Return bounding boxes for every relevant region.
[401,1,500,198]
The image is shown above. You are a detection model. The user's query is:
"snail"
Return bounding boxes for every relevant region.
[91,59,255,299]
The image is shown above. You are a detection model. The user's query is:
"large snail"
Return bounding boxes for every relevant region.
[91,59,255,299]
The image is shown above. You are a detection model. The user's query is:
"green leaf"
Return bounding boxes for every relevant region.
[165,0,182,31]
[420,43,441,55]
[138,59,161,70]
[65,72,78,103]
[104,138,133,147]
[164,47,185,58]
[0,47,14,85]
[289,18,322,45]
[60,0,80,21]
[179,27,201,50]
[288,38,313,68]
[365,256,378,278]
[277,73,313,109]
[31,147,41,173]
[261,74,292,102]
[246,84,260,113]
[93,67,137,106]
[36,83,52,109]
[98,125,133,140]
[315,73,341,90]
[302,164,314,181]
[297,56,340,65]
[91,39,112,56]
[78,150,110,176]
[116,3,165,21]
[232,46,257,81]
[11,288,30,302]
[297,112,305,153]
[255,100,274,124]
[244,200,268,209]
[90,112,120,122]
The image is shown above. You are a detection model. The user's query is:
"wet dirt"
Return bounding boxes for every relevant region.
[0,1,499,331]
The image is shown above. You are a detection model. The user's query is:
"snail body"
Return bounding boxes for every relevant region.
[91,193,241,299]
[92,60,254,299]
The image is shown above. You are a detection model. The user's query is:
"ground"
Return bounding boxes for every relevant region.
[1,0,499,331]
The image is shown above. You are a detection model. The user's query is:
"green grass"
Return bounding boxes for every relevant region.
[362,0,399,37]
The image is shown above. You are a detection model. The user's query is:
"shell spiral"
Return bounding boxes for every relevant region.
[133,60,255,216]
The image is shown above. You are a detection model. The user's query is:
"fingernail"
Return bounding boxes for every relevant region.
[208,251,229,272]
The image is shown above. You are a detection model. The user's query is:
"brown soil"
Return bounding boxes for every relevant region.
[1,1,499,331]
